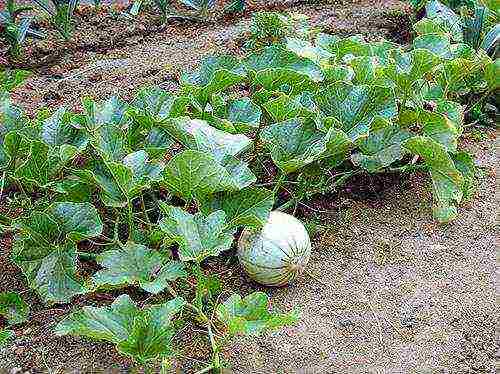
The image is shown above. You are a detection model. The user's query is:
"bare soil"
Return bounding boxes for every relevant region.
[1,1,498,373]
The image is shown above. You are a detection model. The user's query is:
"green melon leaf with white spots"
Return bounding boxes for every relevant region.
[403,136,465,223]
[263,92,316,123]
[41,107,88,151]
[0,292,29,325]
[425,0,463,42]
[92,242,186,294]
[55,295,185,364]
[158,204,235,263]
[379,49,441,105]
[11,203,102,303]
[76,151,164,207]
[216,292,299,336]
[227,97,262,132]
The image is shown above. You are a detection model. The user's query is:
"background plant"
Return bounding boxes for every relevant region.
[0,0,44,58]
[31,0,79,40]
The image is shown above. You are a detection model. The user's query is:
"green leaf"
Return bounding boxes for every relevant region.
[314,82,397,141]
[425,0,463,42]
[351,117,411,172]
[41,107,87,150]
[260,118,329,174]
[452,151,476,201]
[78,96,129,132]
[401,109,460,152]
[285,37,333,64]
[199,187,274,229]
[404,136,464,223]
[78,152,163,207]
[254,68,320,96]
[162,150,245,201]
[227,97,262,132]
[160,117,252,162]
[11,203,101,303]
[0,330,15,348]
[55,295,185,364]
[483,58,500,91]
[181,55,246,106]
[263,92,316,123]
[380,48,441,104]
[244,45,323,82]
[93,242,186,294]
[12,240,87,304]
[48,202,103,242]
[216,292,299,336]
[159,204,235,262]
[0,292,29,325]
[15,140,70,187]
[413,33,473,60]
[130,86,190,125]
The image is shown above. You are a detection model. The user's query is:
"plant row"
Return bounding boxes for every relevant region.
[0,1,499,371]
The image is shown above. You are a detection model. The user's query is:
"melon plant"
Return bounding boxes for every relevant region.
[0,3,498,372]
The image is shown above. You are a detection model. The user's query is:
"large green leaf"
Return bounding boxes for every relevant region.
[15,140,74,187]
[199,187,274,229]
[263,92,316,123]
[162,150,248,201]
[12,240,86,304]
[351,117,411,172]
[48,202,103,242]
[92,242,186,294]
[216,292,299,336]
[181,55,246,106]
[285,37,333,64]
[400,109,460,152]
[484,58,500,91]
[254,68,320,96]
[314,82,397,141]
[380,48,441,105]
[160,117,252,162]
[0,292,29,325]
[41,107,87,150]
[227,97,262,132]
[78,151,163,207]
[55,295,185,364]
[243,45,323,82]
[159,204,235,262]
[78,96,129,132]
[260,118,329,174]
[12,203,102,303]
[425,0,463,42]
[413,33,473,60]
[130,86,190,126]
[404,136,465,223]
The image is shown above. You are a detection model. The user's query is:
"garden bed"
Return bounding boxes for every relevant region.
[0,0,498,373]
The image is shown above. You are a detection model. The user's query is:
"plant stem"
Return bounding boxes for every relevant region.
[127,200,134,241]
[273,172,286,197]
[77,251,98,261]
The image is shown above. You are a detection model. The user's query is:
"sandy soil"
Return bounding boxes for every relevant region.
[1,1,498,373]
[8,0,410,115]
[225,131,499,373]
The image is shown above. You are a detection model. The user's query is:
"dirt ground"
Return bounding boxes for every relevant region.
[1,0,498,373]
